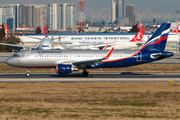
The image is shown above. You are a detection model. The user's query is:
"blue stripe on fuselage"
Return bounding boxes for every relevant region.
[90,51,173,69]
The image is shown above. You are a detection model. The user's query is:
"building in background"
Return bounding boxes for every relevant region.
[116,18,129,26]
[125,4,137,26]
[17,4,47,28]
[47,3,76,31]
[111,0,137,26]
[111,0,116,23]
[32,4,47,28]
[0,4,16,29]
[0,4,47,30]
[116,0,124,19]
[111,0,124,24]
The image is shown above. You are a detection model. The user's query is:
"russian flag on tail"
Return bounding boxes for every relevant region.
[139,23,171,52]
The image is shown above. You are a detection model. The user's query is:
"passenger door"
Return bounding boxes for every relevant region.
[136,52,142,62]
[25,51,31,62]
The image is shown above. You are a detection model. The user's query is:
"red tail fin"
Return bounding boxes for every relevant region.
[173,24,180,33]
[46,17,48,37]
[5,27,10,36]
[137,22,143,29]
[41,26,46,34]
[130,29,146,42]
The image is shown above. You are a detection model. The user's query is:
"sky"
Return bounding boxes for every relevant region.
[1,0,180,14]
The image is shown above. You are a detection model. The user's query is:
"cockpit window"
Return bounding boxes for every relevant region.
[42,45,49,47]
[12,54,20,57]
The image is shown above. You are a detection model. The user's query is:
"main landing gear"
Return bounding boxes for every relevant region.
[26,68,31,77]
[82,70,89,77]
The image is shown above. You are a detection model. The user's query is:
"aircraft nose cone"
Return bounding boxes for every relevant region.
[5,58,11,65]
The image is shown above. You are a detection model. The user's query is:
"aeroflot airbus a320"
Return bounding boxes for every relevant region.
[6,23,173,77]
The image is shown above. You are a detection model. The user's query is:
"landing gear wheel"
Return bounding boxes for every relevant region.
[26,72,30,77]
[82,71,89,77]
[27,68,31,77]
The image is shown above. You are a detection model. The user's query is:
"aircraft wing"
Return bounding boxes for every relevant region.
[73,58,105,68]
[72,44,115,69]
[0,43,37,49]
[27,36,66,40]
[53,41,71,44]
[64,42,114,49]
[136,42,145,46]
[166,45,180,48]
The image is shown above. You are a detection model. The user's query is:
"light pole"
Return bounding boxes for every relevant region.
[13,6,16,36]
[104,10,108,31]
[139,10,143,30]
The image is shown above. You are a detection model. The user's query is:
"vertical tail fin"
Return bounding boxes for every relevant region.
[173,24,180,33]
[137,22,143,29]
[130,28,146,42]
[139,23,171,52]
[46,17,48,37]
[5,27,10,36]
[41,26,46,34]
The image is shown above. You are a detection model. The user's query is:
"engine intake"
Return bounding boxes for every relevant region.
[56,64,78,74]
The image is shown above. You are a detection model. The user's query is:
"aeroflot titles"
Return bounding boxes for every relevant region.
[37,51,62,53]
[71,37,131,40]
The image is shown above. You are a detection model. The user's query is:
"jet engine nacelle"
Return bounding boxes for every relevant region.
[56,64,78,74]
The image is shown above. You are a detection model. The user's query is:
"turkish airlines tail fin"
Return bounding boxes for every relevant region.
[129,29,146,42]
[137,22,143,29]
[5,27,10,36]
[173,24,180,33]
[41,26,46,34]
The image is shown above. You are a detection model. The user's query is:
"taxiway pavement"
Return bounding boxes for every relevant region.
[0,73,180,82]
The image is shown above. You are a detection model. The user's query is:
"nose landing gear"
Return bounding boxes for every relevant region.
[26,68,31,77]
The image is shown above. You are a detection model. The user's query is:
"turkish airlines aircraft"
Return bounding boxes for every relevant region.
[5,23,173,77]
[0,22,54,50]
[5,27,10,36]
[0,28,146,50]
[64,29,146,50]
[0,32,53,50]
[173,24,180,33]
[41,26,46,34]
[137,22,143,29]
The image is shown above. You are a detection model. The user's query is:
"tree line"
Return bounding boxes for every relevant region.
[0,24,20,52]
